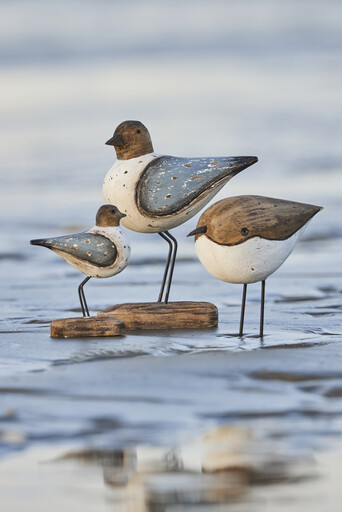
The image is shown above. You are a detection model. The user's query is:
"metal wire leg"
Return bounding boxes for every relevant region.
[164,231,178,304]
[158,232,173,302]
[78,283,86,317]
[78,276,91,317]
[260,280,266,337]
[239,284,247,336]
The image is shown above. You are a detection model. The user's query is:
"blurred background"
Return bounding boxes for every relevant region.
[1,1,342,510]
[1,0,341,247]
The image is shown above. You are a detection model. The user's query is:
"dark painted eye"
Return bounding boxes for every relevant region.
[241,227,249,236]
[111,209,116,214]
[136,129,141,134]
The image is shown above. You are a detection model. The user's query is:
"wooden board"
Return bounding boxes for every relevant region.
[51,316,125,339]
[98,301,218,331]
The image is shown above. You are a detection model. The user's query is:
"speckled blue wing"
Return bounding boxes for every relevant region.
[30,232,117,267]
[136,155,257,217]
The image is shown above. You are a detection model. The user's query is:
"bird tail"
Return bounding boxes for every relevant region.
[30,238,53,248]
[228,156,258,177]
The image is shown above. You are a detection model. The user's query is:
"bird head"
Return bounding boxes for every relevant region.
[96,205,126,227]
[105,120,154,160]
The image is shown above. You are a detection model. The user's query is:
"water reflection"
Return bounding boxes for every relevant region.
[58,425,312,510]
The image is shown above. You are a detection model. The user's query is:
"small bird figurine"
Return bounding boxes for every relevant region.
[103,120,258,303]
[30,205,130,317]
[187,195,323,337]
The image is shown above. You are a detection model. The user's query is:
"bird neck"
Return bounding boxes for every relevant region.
[115,140,154,160]
[92,225,121,237]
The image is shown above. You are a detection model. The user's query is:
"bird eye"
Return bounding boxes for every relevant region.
[111,209,116,214]
[136,129,141,134]
[241,227,249,236]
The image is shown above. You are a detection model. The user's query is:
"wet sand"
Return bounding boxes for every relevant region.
[1,337,342,509]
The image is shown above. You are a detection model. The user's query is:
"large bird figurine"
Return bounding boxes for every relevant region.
[103,120,257,302]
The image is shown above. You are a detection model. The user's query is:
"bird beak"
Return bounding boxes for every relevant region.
[119,212,127,219]
[187,226,207,237]
[105,134,124,147]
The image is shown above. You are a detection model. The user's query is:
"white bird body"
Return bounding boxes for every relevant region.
[194,225,306,284]
[103,152,160,233]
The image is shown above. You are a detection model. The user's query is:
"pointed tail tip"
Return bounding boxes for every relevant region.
[246,156,258,166]
[233,156,258,173]
[30,239,46,247]
[311,204,324,214]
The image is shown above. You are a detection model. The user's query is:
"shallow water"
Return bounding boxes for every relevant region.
[1,0,342,509]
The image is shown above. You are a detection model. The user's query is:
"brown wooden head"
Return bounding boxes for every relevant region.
[105,120,154,160]
[96,205,126,227]
[188,196,323,245]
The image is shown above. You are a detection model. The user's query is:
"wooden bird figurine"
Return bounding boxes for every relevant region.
[103,120,258,303]
[188,195,323,336]
[30,205,130,317]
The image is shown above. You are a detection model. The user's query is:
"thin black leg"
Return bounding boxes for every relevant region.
[80,285,90,317]
[78,276,91,317]
[164,231,178,304]
[260,280,266,337]
[78,282,86,317]
[239,284,247,337]
[158,232,173,302]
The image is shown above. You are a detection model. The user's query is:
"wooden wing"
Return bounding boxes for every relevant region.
[136,155,257,217]
[31,232,117,267]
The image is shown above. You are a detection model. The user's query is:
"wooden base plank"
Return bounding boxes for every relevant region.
[51,316,125,339]
[98,301,218,330]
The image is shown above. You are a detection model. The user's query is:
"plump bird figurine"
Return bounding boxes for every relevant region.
[187,195,322,336]
[103,120,258,303]
[30,205,130,317]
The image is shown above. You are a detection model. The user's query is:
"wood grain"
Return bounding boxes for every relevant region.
[195,195,322,246]
[98,301,218,330]
[51,316,125,338]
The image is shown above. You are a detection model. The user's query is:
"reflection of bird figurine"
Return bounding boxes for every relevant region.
[30,205,130,317]
[188,196,322,336]
[103,120,258,303]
